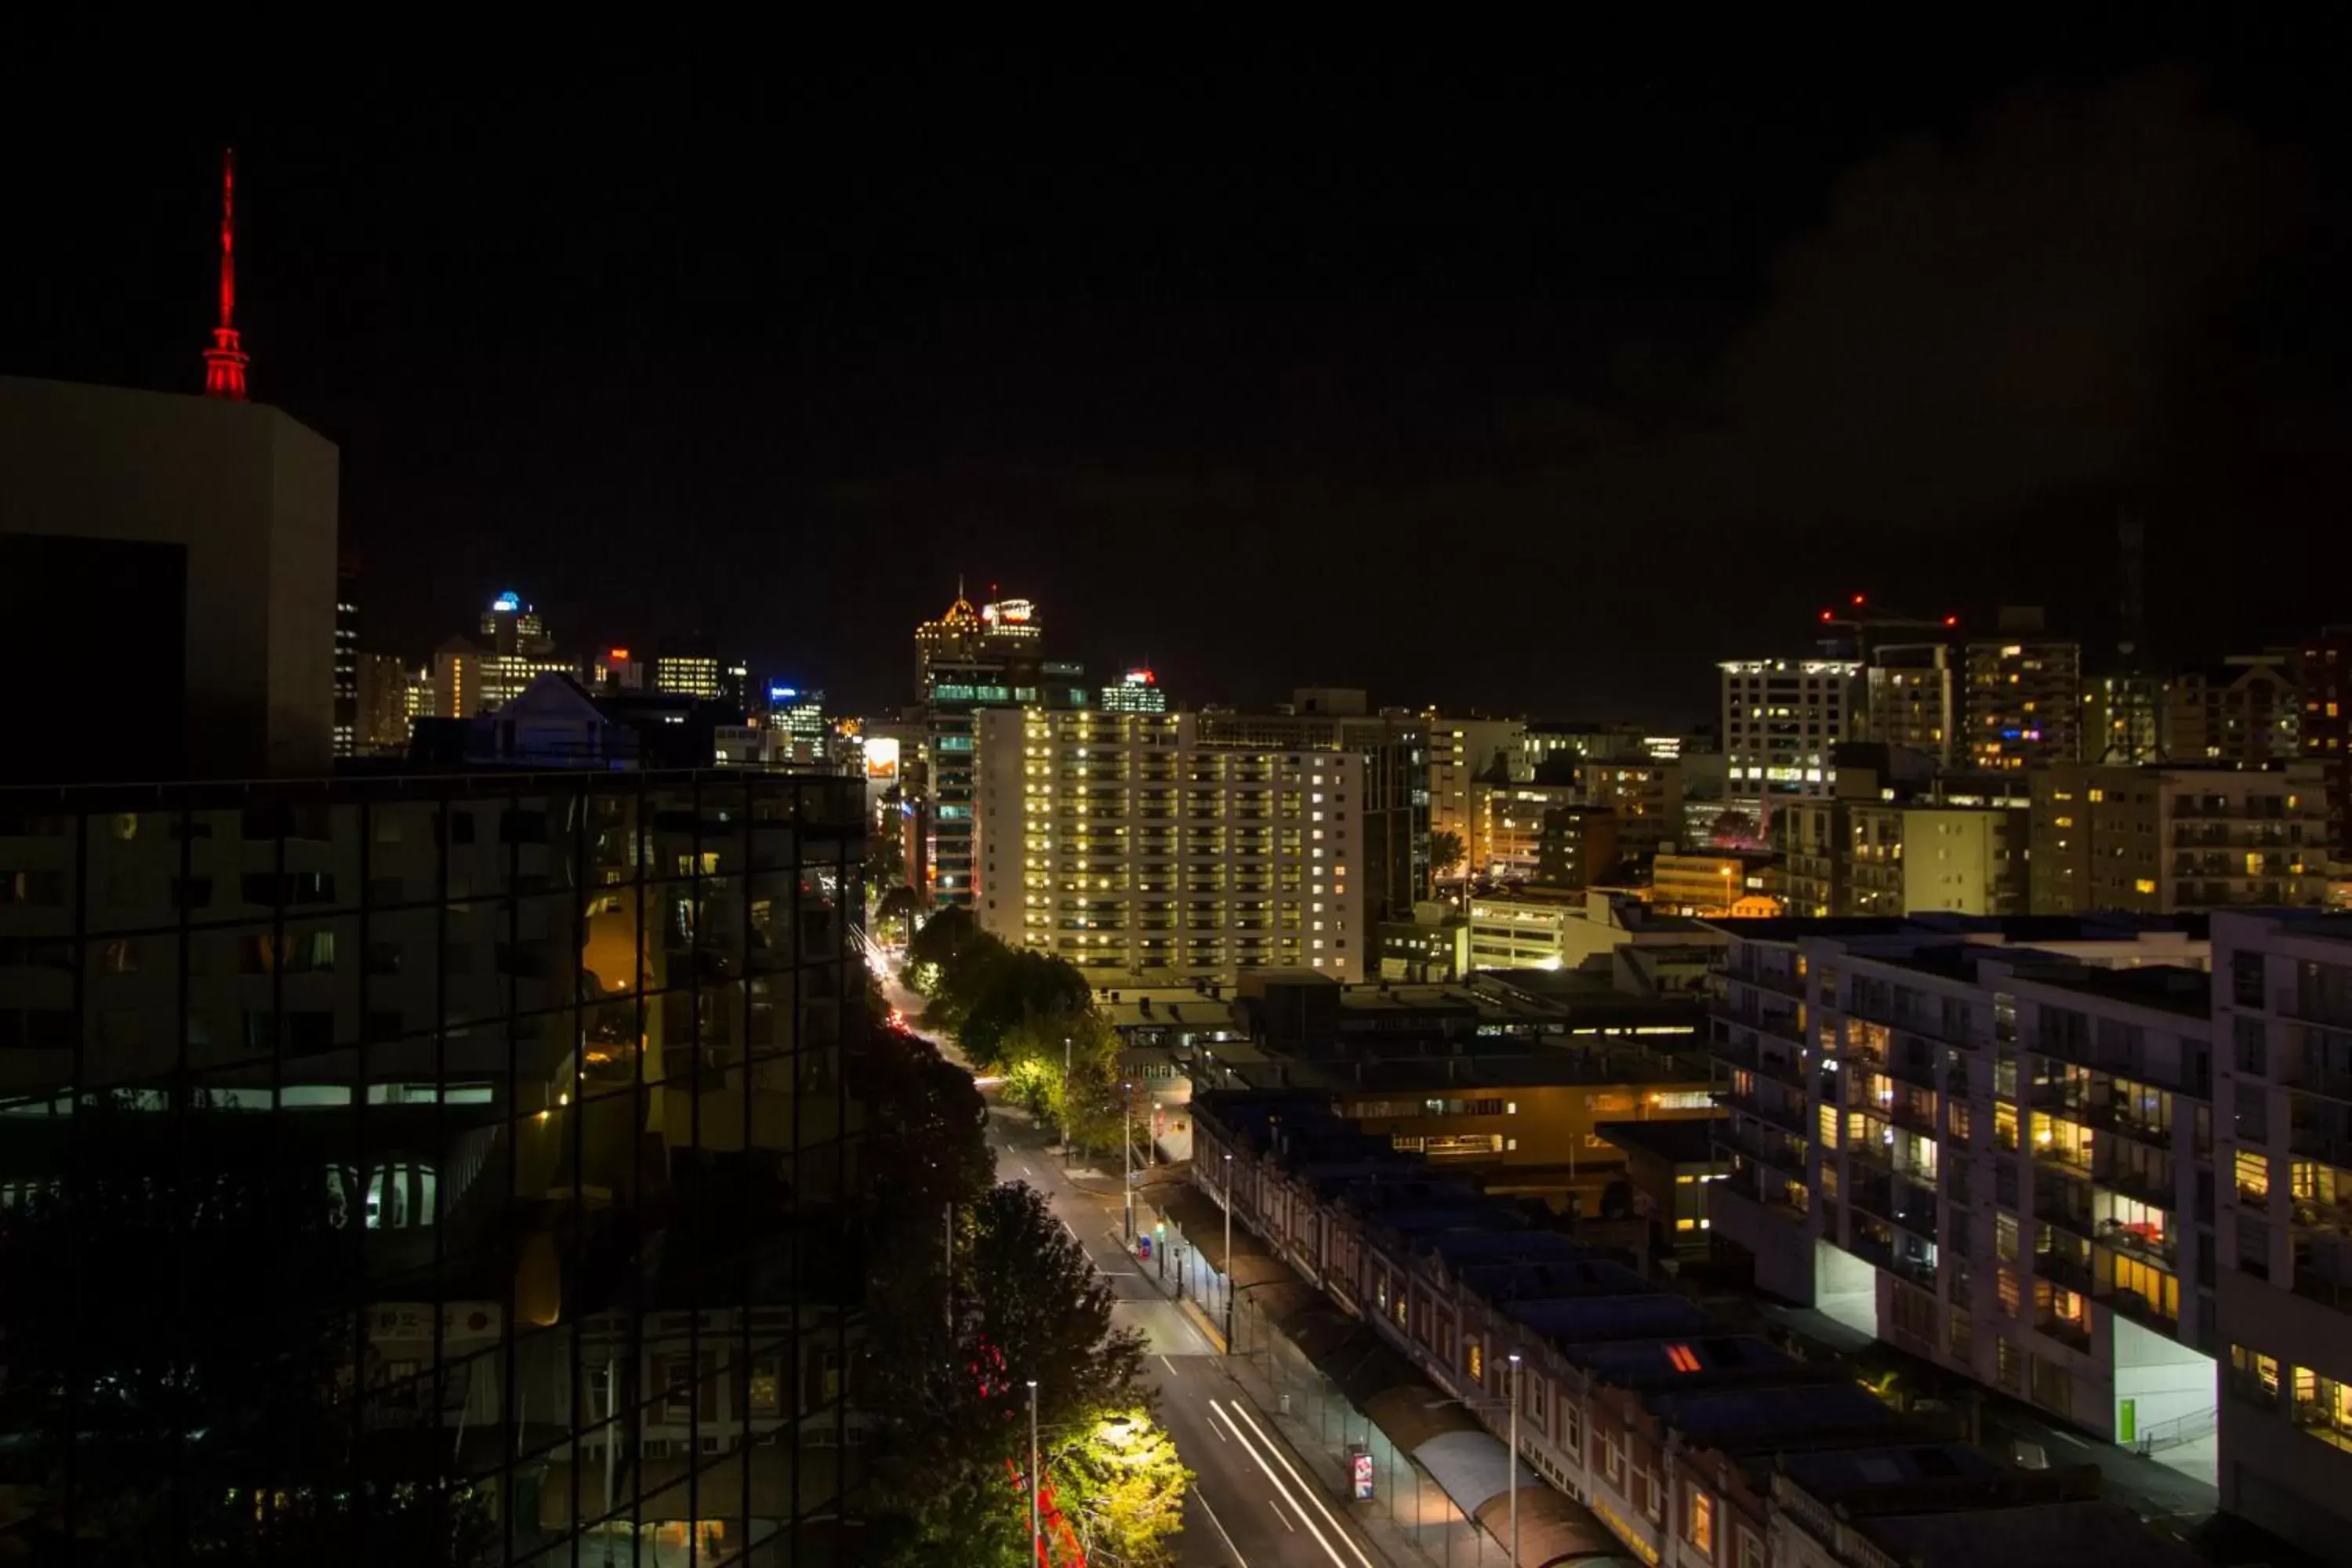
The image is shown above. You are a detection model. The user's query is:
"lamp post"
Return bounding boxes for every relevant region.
[1123,1080,1135,1242]
[1508,1352,1522,1567]
[1027,1379,1041,1559]
[1221,1151,1235,1353]
[1062,1035,1073,1166]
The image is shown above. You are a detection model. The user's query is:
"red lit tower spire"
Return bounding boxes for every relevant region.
[201,148,249,401]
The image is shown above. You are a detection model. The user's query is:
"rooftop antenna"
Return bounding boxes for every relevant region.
[201,148,249,401]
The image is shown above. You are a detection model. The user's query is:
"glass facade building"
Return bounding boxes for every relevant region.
[0,768,866,1564]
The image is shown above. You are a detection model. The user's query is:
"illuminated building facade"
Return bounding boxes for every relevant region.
[1864,643,1956,768]
[0,768,868,1559]
[1099,668,1167,713]
[1780,800,2027,918]
[1570,758,1685,857]
[973,709,1367,982]
[333,568,359,757]
[1426,717,1524,874]
[1719,659,1861,808]
[480,590,551,656]
[1707,919,2218,1479]
[354,652,411,754]
[2303,626,2352,858]
[2028,761,2331,915]
[1964,622,2082,771]
[911,586,1085,909]
[765,684,832,763]
[1195,704,1428,921]
[1472,781,1580,881]
[2162,655,2300,764]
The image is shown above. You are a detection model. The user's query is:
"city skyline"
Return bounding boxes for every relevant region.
[16,40,2352,720]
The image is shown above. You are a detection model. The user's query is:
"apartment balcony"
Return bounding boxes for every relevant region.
[2093,1162,2176,1210]
[2032,1142,2096,1181]
[1728,965,1807,1000]
[1714,1035,1806,1087]
[1889,1099,1940,1137]
[2099,1218,2178,1269]
[2081,1102,2173,1149]
[2290,1195,2352,1239]
[1844,1132,1896,1171]
[2292,1052,2352,1106]
[2289,1120,2352,1167]
[1716,1119,1807,1175]
[1725,1004,1809,1045]
[2035,1311,2095,1355]
[2104,1282,2180,1338]
[2035,1184,2097,1241]
[1890,1251,1940,1293]
[1727,1090,1809,1137]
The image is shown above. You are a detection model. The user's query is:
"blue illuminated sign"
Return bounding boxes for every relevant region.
[492,591,522,612]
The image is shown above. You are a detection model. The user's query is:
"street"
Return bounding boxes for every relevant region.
[873,953,1385,1567]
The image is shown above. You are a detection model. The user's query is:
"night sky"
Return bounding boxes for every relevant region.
[14,35,2351,723]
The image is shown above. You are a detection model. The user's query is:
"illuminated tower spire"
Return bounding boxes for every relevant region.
[201,148,249,401]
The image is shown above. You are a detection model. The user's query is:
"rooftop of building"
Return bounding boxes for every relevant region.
[2020,961,2214,1020]
[1853,1499,2205,1568]
[1592,1117,1726,1166]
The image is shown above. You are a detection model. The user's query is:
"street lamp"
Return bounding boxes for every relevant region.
[1508,1352,1522,1567]
[1221,1151,1235,1354]
[1062,1035,1073,1167]
[1123,1080,1135,1242]
[1028,1379,1041,1559]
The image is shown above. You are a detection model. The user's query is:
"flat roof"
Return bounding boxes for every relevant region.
[1777,1442,2006,1494]
[1592,1118,1726,1165]
[1641,1381,1900,1445]
[1504,1295,1713,1344]
[1861,1500,2205,1568]
[2024,962,2212,1021]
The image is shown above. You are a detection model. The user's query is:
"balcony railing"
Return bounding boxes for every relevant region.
[1729,1091,1809,1137]
[2099,1219,2177,1269]
[2093,1161,2176,1210]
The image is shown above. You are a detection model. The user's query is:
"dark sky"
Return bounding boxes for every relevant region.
[13,35,2351,724]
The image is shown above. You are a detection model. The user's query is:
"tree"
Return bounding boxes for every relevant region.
[873,884,923,943]
[859,1184,1163,1564]
[1429,826,1468,881]
[1055,1406,1189,1568]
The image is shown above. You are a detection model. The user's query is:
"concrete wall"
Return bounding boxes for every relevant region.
[2112,1314,2213,1441]
[0,376,338,778]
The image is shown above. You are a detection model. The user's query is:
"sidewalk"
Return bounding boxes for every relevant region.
[1129,1186,1508,1568]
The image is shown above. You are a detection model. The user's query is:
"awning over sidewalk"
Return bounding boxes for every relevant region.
[1414,1429,1536,1521]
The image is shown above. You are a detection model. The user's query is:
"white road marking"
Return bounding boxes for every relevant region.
[1224,1399,1377,1568]
[1159,1356,1181,1379]
[1208,1401,1350,1568]
[1269,1497,1295,1531]
[1193,1492,1249,1567]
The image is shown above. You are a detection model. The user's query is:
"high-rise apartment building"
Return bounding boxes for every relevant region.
[1536,804,1619,891]
[1781,798,2027,918]
[1964,612,2082,770]
[1472,780,1581,881]
[910,587,1086,909]
[1719,659,1861,810]
[1098,668,1167,713]
[2164,655,2300,764]
[1570,757,1684,856]
[1865,643,1958,768]
[1427,717,1524,874]
[2029,762,2331,915]
[2085,673,2166,764]
[1708,919,2216,1464]
[354,651,412,754]
[2299,626,2351,858]
[0,768,868,1558]
[1196,702,1427,920]
[973,709,1367,982]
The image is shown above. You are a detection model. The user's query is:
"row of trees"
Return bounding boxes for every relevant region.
[856,933,1188,1565]
[904,909,1130,1158]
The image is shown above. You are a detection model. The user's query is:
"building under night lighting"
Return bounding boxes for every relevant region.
[1099,668,1168,713]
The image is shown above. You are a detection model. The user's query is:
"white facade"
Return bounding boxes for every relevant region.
[1719,659,1861,806]
[1709,919,2220,1461]
[973,709,1366,982]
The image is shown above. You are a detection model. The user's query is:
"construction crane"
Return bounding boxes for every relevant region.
[1813,593,1960,669]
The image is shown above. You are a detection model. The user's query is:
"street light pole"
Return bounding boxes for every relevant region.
[1123,1080,1134,1242]
[1062,1035,1073,1167]
[1027,1379,1041,1560]
[1221,1151,1235,1354]
[1508,1352,1522,1568]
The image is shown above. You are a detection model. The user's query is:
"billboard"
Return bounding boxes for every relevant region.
[864,736,900,781]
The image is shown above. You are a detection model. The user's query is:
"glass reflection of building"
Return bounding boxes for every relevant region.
[0,768,866,1564]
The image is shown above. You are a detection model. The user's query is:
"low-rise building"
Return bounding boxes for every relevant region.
[1653,851,1781,918]
[1782,797,2026,919]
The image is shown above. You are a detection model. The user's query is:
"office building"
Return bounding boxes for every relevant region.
[2163,654,2300,764]
[972,708,1367,982]
[354,652,412,754]
[1782,796,2027,918]
[1428,717,1525,874]
[652,641,746,706]
[1707,917,2217,1466]
[2301,626,2351,858]
[435,619,578,720]
[1964,612,2082,771]
[1197,699,1428,921]
[1515,720,1650,782]
[1466,886,1589,970]
[1653,851,1780,918]
[1866,644,1958,769]
[402,664,437,733]
[479,589,552,655]
[1720,659,1861,811]
[593,647,646,691]
[911,586,1086,909]
[2209,909,2352,1559]
[2029,762,2330,915]
[764,684,831,764]
[0,768,868,1559]
[1,376,337,780]
[332,566,359,757]
[1099,668,1167,713]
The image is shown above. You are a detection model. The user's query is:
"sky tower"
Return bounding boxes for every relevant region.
[201,148,248,401]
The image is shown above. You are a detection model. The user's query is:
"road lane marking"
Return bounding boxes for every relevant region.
[1193,1493,1249,1567]
[1160,1356,1181,1379]
[1224,1400,1377,1568]
[1208,1401,1349,1568]
[1269,1498,1295,1531]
